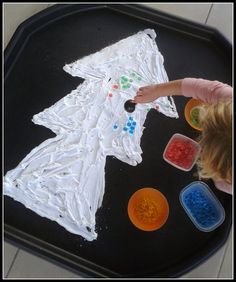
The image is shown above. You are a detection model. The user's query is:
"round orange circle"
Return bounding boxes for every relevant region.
[184,98,204,131]
[127,188,169,231]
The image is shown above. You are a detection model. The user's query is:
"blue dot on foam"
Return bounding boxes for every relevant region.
[129,130,134,135]
[127,122,131,127]
[123,127,128,131]
[129,116,133,121]
[132,121,136,126]
[130,126,135,130]
[113,124,118,130]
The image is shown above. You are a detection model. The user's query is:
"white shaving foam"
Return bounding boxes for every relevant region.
[4,29,178,241]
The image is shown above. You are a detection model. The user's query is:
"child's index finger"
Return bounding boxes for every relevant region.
[136,91,143,96]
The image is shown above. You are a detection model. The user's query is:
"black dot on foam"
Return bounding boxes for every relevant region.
[124,100,136,113]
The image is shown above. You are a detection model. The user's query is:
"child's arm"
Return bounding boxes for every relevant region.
[181,78,232,104]
[133,78,232,104]
[133,80,182,103]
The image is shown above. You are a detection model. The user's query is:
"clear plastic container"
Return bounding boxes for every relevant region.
[179,181,225,232]
[163,133,201,171]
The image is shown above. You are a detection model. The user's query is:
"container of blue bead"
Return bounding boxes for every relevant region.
[179,181,225,232]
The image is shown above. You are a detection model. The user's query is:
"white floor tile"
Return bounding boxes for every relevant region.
[3,242,19,278]
[180,242,227,278]
[7,249,82,278]
[218,231,233,278]
[140,3,212,24]
[3,3,49,48]
[206,3,233,42]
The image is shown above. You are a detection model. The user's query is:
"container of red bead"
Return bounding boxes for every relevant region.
[163,133,201,171]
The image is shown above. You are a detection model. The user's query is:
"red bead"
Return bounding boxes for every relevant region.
[164,136,199,169]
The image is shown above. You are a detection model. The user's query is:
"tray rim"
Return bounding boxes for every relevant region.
[4,221,232,278]
[4,3,232,78]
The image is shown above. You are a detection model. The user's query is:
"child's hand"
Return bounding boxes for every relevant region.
[132,85,160,104]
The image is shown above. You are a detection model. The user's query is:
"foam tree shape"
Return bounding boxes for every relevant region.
[4,29,178,241]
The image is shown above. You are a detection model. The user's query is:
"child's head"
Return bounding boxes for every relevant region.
[197,99,232,185]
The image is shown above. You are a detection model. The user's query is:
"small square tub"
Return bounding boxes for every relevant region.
[179,181,225,232]
[163,133,201,171]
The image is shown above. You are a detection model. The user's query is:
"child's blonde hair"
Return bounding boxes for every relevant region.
[197,99,232,184]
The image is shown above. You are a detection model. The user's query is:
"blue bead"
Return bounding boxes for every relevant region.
[129,116,133,121]
[127,122,131,127]
[183,187,220,228]
[130,126,135,130]
[132,121,136,126]
[123,127,128,131]
[129,130,134,134]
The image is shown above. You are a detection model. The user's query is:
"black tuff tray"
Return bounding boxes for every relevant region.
[4,4,232,278]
